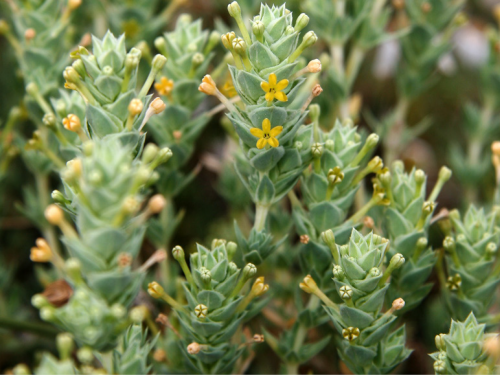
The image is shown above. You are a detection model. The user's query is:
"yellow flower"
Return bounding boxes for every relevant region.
[221,78,237,98]
[260,73,289,102]
[250,118,283,149]
[155,77,174,96]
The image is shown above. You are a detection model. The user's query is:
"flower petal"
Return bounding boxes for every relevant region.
[262,118,271,133]
[260,81,270,92]
[274,91,288,102]
[250,128,264,138]
[265,92,275,102]
[268,137,279,148]
[268,73,277,87]
[270,126,283,137]
[257,138,267,149]
[275,79,289,91]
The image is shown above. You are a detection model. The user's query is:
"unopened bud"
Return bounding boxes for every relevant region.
[227,2,242,18]
[148,194,166,214]
[152,54,167,71]
[389,253,405,269]
[172,245,185,260]
[199,75,217,96]
[62,114,81,132]
[312,84,323,97]
[243,263,257,279]
[148,281,164,299]
[307,59,322,73]
[187,342,200,355]
[232,37,247,55]
[302,31,318,48]
[149,97,166,115]
[128,98,143,116]
[24,28,36,41]
[194,304,208,319]
[252,20,265,38]
[321,229,336,248]
[392,298,405,311]
[333,265,345,279]
[45,204,64,225]
[339,285,353,300]
[294,13,309,32]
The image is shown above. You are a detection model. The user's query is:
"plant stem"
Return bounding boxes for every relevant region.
[0,316,58,338]
[253,204,269,232]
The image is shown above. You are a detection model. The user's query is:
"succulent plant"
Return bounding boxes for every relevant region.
[441,205,500,322]
[148,241,268,374]
[430,312,499,374]
[111,324,157,374]
[380,162,451,312]
[301,229,412,374]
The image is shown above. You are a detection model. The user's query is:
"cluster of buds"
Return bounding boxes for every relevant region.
[301,229,411,373]
[430,313,498,374]
[147,241,269,373]
[376,161,452,312]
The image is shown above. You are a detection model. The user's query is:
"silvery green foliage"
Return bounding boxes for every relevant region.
[146,15,218,249]
[444,206,500,321]
[304,0,398,101]
[324,229,411,374]
[9,0,74,115]
[293,120,371,270]
[71,31,152,138]
[382,162,437,312]
[398,0,464,99]
[430,313,498,375]
[226,3,316,264]
[112,325,157,374]
[173,243,267,374]
[34,354,76,375]
[37,284,128,351]
[34,136,169,350]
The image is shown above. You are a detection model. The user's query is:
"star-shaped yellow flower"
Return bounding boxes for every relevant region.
[155,77,174,96]
[261,73,289,102]
[250,118,283,149]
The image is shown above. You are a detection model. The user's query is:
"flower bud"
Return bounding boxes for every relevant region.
[252,20,265,38]
[62,114,81,132]
[307,59,322,73]
[325,139,334,151]
[389,253,405,269]
[128,98,143,116]
[327,167,344,185]
[24,28,36,42]
[172,245,185,260]
[294,13,310,32]
[200,267,212,284]
[368,156,383,172]
[192,52,204,68]
[148,281,164,299]
[226,241,237,259]
[42,113,56,128]
[434,360,446,374]
[142,144,159,163]
[243,263,257,279]
[438,166,452,183]
[30,238,52,262]
[187,342,200,355]
[199,75,217,96]
[251,276,269,297]
[227,2,241,18]
[228,262,239,274]
[443,236,455,252]
[302,31,318,48]
[130,305,149,323]
[333,265,345,280]
[299,274,318,294]
[284,25,294,35]
[63,67,81,84]
[321,229,336,248]
[221,32,236,50]
[339,285,353,300]
[232,37,247,55]
[486,242,497,255]
[56,333,74,359]
[416,237,428,249]
[45,204,64,225]
[152,54,167,71]
[149,97,166,115]
[194,304,208,319]
[31,294,48,308]
[300,234,310,244]
[148,194,166,214]
[392,298,405,311]
[253,334,265,343]
[77,347,94,364]
[311,142,323,157]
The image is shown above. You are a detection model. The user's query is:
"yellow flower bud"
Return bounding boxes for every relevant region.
[251,276,269,297]
[147,281,165,299]
[62,114,81,132]
[30,238,52,262]
[149,97,166,115]
[24,28,36,41]
[299,274,318,294]
[187,342,200,355]
[307,59,322,73]
[45,204,64,225]
[148,194,166,214]
[198,75,217,96]
[128,99,143,116]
